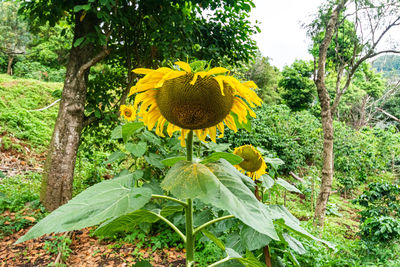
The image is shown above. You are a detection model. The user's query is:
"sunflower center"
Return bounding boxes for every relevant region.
[156,73,234,129]
[124,110,132,117]
[235,146,263,172]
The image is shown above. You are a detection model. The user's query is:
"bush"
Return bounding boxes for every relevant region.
[223,104,322,172]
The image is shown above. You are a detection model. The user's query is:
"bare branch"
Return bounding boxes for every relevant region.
[376,107,400,122]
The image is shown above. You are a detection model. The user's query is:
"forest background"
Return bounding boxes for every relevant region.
[1,0,400,266]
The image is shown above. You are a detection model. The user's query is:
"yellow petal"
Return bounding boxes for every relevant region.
[175,61,192,73]
[133,68,159,75]
[206,67,229,76]
[242,81,258,89]
[213,76,225,96]
[209,127,217,143]
[217,122,224,138]
[190,71,207,85]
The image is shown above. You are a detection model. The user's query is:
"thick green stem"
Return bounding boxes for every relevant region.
[185,130,195,267]
[193,215,235,235]
[186,130,193,162]
[152,194,188,207]
[186,198,195,267]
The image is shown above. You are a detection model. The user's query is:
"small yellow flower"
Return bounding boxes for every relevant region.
[120,105,136,121]
[233,145,267,180]
[129,61,262,146]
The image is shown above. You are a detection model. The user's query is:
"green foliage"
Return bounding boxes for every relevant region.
[0,2,30,62]
[355,182,400,245]
[44,235,73,262]
[0,74,60,151]
[17,174,152,243]
[0,172,42,212]
[223,105,323,172]
[241,53,281,103]
[161,159,278,239]
[279,60,316,111]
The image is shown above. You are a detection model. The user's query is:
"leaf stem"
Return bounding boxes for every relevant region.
[193,215,235,235]
[147,211,186,242]
[208,256,232,267]
[151,194,188,207]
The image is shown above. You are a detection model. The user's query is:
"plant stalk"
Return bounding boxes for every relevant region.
[151,194,188,207]
[185,130,195,266]
[193,215,235,235]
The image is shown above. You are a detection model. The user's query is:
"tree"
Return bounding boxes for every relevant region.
[243,53,281,104]
[278,60,316,111]
[308,0,400,226]
[0,1,30,75]
[20,0,260,211]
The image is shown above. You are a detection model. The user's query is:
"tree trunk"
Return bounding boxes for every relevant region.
[313,2,345,226]
[314,106,334,225]
[40,14,99,211]
[7,54,14,75]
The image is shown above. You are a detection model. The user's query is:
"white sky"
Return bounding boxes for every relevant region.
[250,0,324,69]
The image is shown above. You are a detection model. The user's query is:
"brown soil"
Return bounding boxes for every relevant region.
[0,226,186,267]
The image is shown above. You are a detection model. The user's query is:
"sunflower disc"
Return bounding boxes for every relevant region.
[156,74,234,129]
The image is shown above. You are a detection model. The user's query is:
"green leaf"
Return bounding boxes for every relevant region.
[269,205,334,249]
[141,131,161,146]
[200,152,243,165]
[103,150,126,164]
[122,122,144,143]
[132,260,152,267]
[126,141,147,157]
[74,4,91,12]
[282,233,306,255]
[275,178,301,193]
[201,229,225,250]
[240,225,272,251]
[17,175,152,243]
[161,156,186,167]
[161,160,278,240]
[288,250,300,267]
[144,153,164,169]
[231,112,252,132]
[260,174,274,190]
[264,157,285,169]
[111,125,122,139]
[73,37,85,47]
[95,205,183,236]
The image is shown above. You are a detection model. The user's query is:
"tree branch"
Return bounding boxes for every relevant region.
[376,107,400,122]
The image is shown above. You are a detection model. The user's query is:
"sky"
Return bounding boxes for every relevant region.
[250,0,324,69]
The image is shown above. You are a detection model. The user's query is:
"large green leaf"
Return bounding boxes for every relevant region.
[161,156,186,167]
[275,178,301,193]
[282,233,306,255]
[260,174,275,190]
[16,174,152,243]
[200,152,243,165]
[95,205,183,236]
[240,225,272,251]
[269,205,334,249]
[161,160,278,240]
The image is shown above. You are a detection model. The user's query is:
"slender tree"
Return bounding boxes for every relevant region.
[308,0,400,226]
[0,2,30,75]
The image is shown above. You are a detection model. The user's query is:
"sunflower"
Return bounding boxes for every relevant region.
[129,61,262,146]
[233,145,267,180]
[120,104,136,121]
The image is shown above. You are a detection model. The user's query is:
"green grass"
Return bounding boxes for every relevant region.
[0,74,61,152]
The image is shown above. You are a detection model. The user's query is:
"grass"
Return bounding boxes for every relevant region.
[0,74,61,152]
